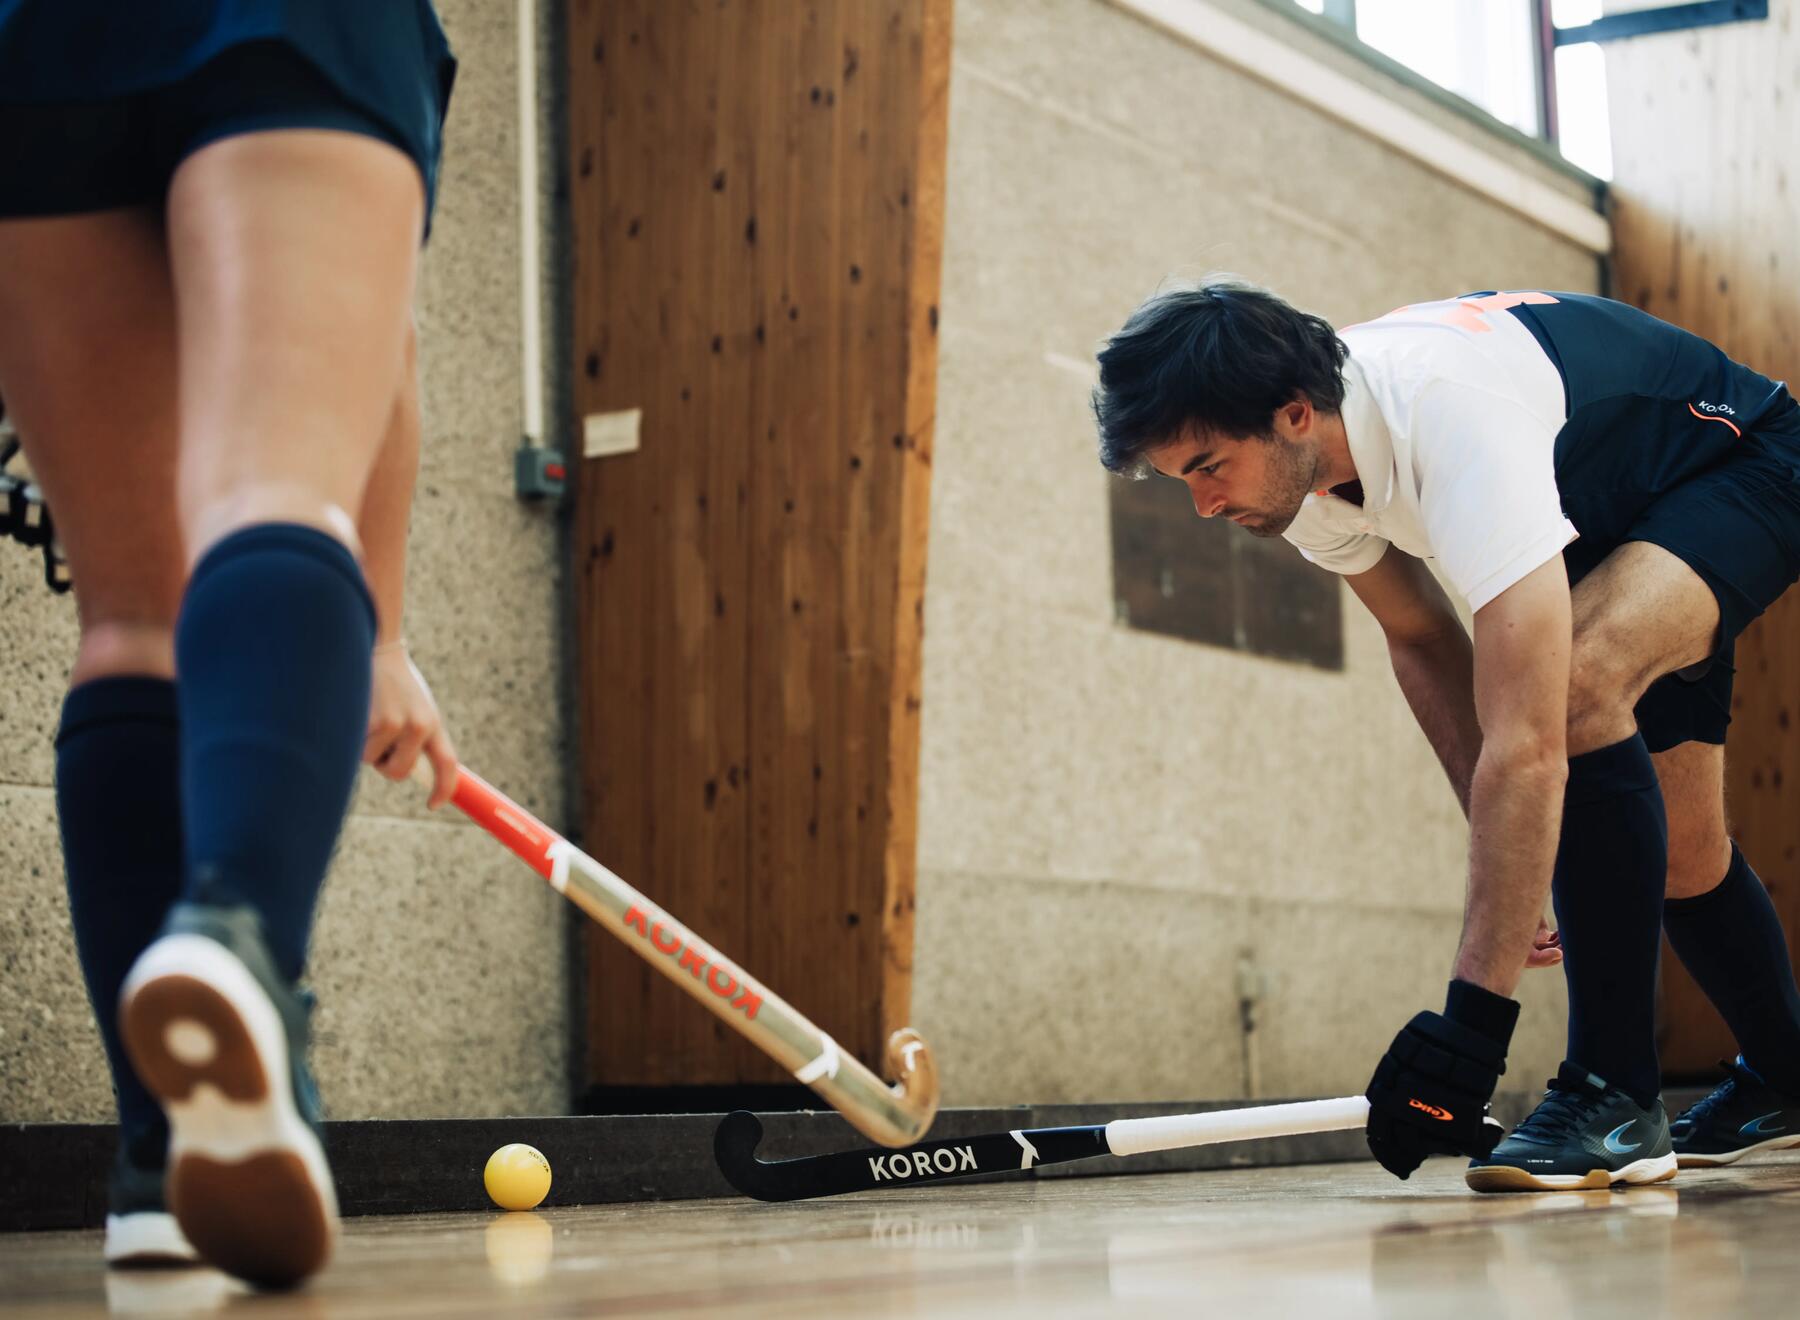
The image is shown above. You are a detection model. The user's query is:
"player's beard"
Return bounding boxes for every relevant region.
[1233,433,1317,538]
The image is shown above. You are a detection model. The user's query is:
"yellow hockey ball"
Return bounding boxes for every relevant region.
[484,1143,552,1211]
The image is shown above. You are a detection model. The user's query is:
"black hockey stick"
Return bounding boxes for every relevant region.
[715,1096,1370,1202]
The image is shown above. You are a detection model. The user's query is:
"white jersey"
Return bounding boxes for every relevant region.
[1282,293,1577,612]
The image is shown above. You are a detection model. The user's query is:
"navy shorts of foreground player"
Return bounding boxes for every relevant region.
[0,0,457,231]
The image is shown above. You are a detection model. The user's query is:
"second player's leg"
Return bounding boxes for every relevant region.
[0,207,196,1265]
[118,126,428,1288]
[1657,741,1800,1161]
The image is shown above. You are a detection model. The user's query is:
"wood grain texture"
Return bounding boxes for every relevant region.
[1605,4,1800,1075]
[567,0,951,1086]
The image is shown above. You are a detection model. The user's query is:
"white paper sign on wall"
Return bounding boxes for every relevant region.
[584,408,642,458]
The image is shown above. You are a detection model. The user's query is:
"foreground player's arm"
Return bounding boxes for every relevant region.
[358,324,458,807]
[1347,548,1480,814]
[1348,546,1562,969]
[1454,556,1571,997]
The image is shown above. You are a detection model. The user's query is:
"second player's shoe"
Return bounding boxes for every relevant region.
[119,901,337,1288]
[1465,1063,1677,1192]
[104,1122,200,1268]
[1671,1057,1800,1167]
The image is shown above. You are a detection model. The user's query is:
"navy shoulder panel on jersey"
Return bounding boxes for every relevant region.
[1453,291,1796,550]
[1464,290,1788,428]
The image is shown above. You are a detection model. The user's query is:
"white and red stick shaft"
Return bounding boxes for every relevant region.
[440,764,940,1148]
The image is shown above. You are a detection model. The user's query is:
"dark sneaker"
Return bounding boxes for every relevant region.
[1466,1062,1677,1192]
[1671,1058,1800,1168]
[104,1124,199,1268]
[119,902,337,1288]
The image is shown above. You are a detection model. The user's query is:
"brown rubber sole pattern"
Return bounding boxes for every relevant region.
[169,1151,332,1287]
[121,962,334,1289]
[122,975,269,1105]
[1465,1161,1679,1193]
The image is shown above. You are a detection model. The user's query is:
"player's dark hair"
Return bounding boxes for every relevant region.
[1092,278,1349,477]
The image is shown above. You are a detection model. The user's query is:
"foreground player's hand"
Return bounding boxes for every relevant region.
[1364,980,1518,1179]
[366,643,459,809]
[1525,917,1562,969]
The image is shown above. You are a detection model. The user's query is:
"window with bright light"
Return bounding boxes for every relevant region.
[1355,0,1540,137]
[1290,0,1613,179]
[1551,0,1612,178]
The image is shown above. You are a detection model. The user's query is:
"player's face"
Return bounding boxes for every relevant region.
[1145,408,1320,538]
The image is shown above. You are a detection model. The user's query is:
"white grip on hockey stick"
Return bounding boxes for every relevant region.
[1103,1096,1370,1158]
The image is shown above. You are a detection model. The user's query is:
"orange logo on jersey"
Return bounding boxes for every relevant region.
[1689,402,1743,437]
[1349,290,1562,336]
[1408,1098,1454,1122]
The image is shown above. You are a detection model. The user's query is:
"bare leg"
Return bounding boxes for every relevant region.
[168,129,423,558]
[1566,541,1720,754]
[1654,741,1732,900]
[0,208,183,680]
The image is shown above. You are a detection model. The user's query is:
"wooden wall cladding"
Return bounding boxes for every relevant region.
[1604,8,1800,1075]
[566,1,952,1088]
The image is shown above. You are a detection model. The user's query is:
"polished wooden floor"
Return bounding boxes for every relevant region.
[7,1154,1800,1318]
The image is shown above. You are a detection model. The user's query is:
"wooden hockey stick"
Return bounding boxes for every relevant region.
[438,763,939,1148]
[715,1096,1370,1200]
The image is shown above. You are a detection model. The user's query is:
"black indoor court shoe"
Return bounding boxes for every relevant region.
[1671,1057,1800,1168]
[119,901,337,1289]
[104,1124,200,1268]
[1466,1063,1676,1192]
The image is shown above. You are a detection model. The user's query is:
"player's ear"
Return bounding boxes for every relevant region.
[1278,395,1313,435]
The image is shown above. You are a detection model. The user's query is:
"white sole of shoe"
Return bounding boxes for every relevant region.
[1465,1151,1679,1192]
[1677,1133,1800,1168]
[104,1210,200,1267]
[119,934,337,1288]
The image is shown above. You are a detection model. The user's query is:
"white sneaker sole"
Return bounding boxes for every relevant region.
[119,934,337,1288]
[104,1210,200,1267]
[1465,1151,1679,1192]
[1676,1133,1800,1168]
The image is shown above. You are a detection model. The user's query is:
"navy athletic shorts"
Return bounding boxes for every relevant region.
[0,1,456,232]
[1564,391,1800,752]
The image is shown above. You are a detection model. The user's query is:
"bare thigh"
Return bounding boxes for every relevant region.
[1654,740,1733,898]
[0,208,183,682]
[168,129,424,560]
[1566,540,1722,753]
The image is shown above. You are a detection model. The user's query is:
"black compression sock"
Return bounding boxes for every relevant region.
[1665,842,1800,1096]
[176,524,375,981]
[1551,734,1668,1107]
[56,677,183,1143]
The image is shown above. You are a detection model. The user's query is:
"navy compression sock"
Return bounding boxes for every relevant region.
[56,676,183,1144]
[1550,734,1668,1107]
[1664,842,1800,1096]
[176,524,375,982]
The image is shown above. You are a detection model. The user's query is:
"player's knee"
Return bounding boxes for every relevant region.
[1564,656,1634,746]
[182,482,363,567]
[1666,831,1732,899]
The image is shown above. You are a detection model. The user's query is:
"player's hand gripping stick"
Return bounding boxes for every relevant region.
[715,1096,1372,1201]
[431,762,940,1148]
[1365,980,1517,1179]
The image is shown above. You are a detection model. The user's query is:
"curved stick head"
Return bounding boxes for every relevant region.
[713,1110,790,1202]
[877,1026,940,1144]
